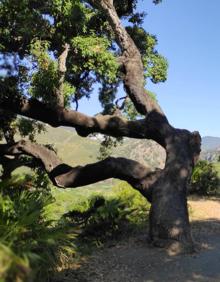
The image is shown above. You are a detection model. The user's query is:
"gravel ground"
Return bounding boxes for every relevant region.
[54,198,220,282]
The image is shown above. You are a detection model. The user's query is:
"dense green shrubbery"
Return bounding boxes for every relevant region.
[64,182,150,241]
[0,177,75,282]
[0,175,150,281]
[190,160,219,195]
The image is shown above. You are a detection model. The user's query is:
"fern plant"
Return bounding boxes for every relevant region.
[0,184,76,282]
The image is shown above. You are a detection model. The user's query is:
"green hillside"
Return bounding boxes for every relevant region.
[34,125,166,169]
[35,126,100,166]
[6,124,220,172]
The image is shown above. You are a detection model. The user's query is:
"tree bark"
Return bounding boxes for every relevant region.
[149,130,201,253]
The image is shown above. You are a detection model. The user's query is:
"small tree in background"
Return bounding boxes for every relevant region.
[191,160,219,195]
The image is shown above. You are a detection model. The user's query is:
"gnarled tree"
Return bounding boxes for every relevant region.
[0,0,201,252]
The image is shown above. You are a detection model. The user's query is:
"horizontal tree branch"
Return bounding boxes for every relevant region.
[0,94,169,147]
[0,140,162,201]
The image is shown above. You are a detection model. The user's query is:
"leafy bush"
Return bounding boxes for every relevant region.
[64,182,150,240]
[0,184,75,282]
[190,160,219,195]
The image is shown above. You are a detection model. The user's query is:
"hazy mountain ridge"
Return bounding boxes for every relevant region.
[201,136,220,151]
[200,136,220,162]
[36,126,219,168]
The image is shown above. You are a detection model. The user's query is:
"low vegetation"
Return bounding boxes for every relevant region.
[0,141,219,282]
[0,175,77,282]
[190,160,220,195]
[0,175,150,282]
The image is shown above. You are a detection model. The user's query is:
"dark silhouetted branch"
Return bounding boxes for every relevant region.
[0,140,161,201]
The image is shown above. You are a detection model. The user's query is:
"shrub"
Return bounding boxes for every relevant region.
[64,182,150,240]
[0,185,75,282]
[190,160,219,195]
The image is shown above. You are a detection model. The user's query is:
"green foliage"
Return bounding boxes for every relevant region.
[51,0,90,44]
[30,40,75,106]
[114,0,138,17]
[144,53,168,83]
[0,0,167,131]
[122,91,157,120]
[98,135,123,160]
[0,0,52,56]
[123,98,140,120]
[214,162,220,178]
[111,182,150,224]
[71,36,119,83]
[64,182,150,240]
[16,118,46,142]
[0,177,75,282]
[190,160,219,195]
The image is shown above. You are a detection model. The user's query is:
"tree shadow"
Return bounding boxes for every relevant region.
[52,219,220,282]
[188,194,220,202]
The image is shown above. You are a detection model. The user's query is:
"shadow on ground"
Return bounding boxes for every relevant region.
[53,219,220,282]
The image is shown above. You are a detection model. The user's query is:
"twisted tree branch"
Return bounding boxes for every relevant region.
[0,140,161,201]
[90,0,164,116]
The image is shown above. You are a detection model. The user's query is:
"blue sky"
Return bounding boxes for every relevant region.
[80,0,220,137]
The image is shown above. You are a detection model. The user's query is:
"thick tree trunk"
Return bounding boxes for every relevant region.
[148,129,201,253]
[149,172,193,253]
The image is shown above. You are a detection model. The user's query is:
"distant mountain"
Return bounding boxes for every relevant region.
[201,136,220,151]
[201,136,220,162]
[35,126,165,168]
[113,138,165,169]
[34,126,219,167]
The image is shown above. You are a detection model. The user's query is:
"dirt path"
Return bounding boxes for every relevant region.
[54,198,220,282]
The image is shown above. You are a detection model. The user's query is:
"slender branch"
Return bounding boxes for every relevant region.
[55,43,70,107]
[115,95,127,110]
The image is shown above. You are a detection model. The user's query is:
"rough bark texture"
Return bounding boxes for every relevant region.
[0,0,202,252]
[54,43,70,107]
